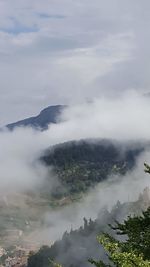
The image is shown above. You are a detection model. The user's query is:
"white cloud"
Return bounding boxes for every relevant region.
[1,92,150,194]
[0,0,150,124]
[25,151,150,244]
[0,92,150,244]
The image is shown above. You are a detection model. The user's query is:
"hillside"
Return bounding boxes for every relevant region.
[41,139,144,198]
[0,139,145,249]
[27,188,150,267]
[6,105,65,130]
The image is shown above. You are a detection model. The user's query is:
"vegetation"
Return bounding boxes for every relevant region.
[90,208,150,266]
[90,236,150,267]
[27,163,150,267]
[0,140,144,248]
[89,164,150,267]
[27,196,150,267]
[27,190,149,267]
[42,139,143,198]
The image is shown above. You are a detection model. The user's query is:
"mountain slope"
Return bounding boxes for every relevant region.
[0,139,145,249]
[6,105,66,130]
[27,189,150,267]
[41,139,144,198]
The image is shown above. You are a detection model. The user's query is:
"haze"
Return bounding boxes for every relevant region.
[0,1,150,125]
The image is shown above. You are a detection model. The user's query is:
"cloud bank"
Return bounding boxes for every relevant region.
[0,1,150,124]
[0,92,150,193]
[0,92,150,247]
[26,150,150,245]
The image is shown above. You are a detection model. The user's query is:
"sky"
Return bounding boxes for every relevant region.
[0,0,150,125]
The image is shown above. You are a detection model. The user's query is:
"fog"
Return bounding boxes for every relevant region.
[0,91,150,247]
[26,149,150,245]
[0,91,150,192]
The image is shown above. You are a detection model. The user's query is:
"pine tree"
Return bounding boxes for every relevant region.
[89,164,150,267]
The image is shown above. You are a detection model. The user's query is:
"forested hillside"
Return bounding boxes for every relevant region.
[0,140,145,249]
[42,139,144,198]
[27,188,150,267]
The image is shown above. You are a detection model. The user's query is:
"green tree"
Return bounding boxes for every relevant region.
[89,234,150,267]
[89,164,150,267]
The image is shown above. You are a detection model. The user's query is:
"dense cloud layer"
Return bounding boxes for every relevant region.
[0,92,150,193]
[0,1,150,255]
[0,1,150,124]
[26,150,150,245]
[0,93,150,248]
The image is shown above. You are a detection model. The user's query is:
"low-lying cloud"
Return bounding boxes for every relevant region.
[26,150,150,245]
[0,91,150,193]
[0,92,150,250]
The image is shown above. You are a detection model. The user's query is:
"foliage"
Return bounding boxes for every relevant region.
[42,140,143,198]
[27,162,150,267]
[27,196,145,267]
[144,163,150,174]
[89,235,150,267]
[89,165,150,267]
[49,260,63,267]
[110,208,150,259]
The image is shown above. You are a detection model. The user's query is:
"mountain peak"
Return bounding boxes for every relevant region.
[6,105,66,130]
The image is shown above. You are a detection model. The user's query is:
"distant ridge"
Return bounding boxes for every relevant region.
[6,105,66,130]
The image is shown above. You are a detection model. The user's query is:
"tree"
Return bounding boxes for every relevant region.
[144,162,150,174]
[89,234,150,267]
[89,164,150,267]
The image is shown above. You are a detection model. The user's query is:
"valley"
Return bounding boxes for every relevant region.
[0,137,148,267]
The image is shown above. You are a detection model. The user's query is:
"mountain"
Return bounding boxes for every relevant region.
[0,139,145,249]
[41,139,144,199]
[6,105,66,130]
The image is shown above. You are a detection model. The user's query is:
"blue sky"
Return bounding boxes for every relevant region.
[0,0,150,125]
